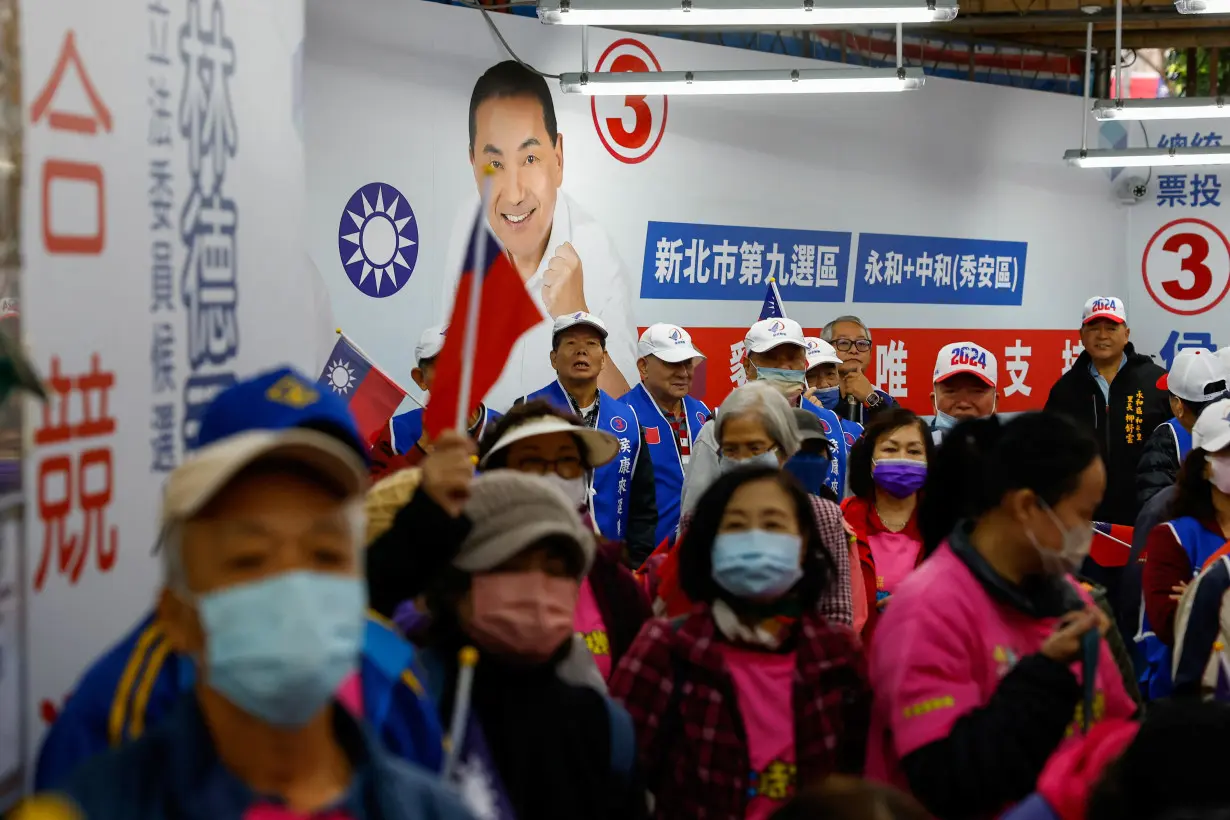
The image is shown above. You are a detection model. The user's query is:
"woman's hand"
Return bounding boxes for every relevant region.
[419,429,476,518]
[1169,581,1189,602]
[1040,608,1100,664]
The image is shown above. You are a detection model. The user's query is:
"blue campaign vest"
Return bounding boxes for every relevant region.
[800,401,859,497]
[34,612,444,790]
[1163,417,1193,465]
[389,405,500,455]
[1134,516,1228,699]
[621,383,711,545]
[523,381,642,540]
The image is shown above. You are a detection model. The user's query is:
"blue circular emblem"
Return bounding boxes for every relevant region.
[338,182,418,298]
[695,411,707,426]
[820,418,832,434]
[844,431,856,447]
[611,416,628,433]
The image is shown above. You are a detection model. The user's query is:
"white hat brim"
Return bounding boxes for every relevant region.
[480,416,620,468]
[163,429,368,521]
[746,338,806,355]
[646,345,705,364]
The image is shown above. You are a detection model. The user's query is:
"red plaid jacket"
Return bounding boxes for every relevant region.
[609,606,870,819]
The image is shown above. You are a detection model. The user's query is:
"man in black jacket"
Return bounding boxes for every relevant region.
[1043,296,1168,527]
[1135,347,1227,508]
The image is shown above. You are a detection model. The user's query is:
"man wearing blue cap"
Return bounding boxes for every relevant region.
[33,367,450,799]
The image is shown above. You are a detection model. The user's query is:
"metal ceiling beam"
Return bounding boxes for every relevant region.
[991,28,1230,46]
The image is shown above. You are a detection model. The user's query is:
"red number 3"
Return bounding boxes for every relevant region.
[1161,232,1213,301]
[605,53,651,151]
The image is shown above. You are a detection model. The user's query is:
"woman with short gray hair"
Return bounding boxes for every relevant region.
[652,381,854,627]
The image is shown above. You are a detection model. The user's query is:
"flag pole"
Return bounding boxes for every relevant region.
[334,327,421,409]
[455,171,493,431]
[769,276,788,320]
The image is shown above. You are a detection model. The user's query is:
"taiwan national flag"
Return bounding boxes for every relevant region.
[318,335,406,446]
[759,278,787,320]
[1089,521,1134,569]
[423,207,542,439]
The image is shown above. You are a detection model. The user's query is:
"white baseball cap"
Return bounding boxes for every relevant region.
[638,323,704,364]
[1081,296,1127,326]
[933,342,998,388]
[1192,397,1230,452]
[1157,348,1228,403]
[552,311,608,341]
[162,428,368,523]
[415,325,447,364]
[745,317,806,355]
[479,415,619,468]
[804,337,841,371]
[1218,347,1230,372]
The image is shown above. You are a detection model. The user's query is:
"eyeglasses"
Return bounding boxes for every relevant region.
[720,443,779,460]
[512,456,585,479]
[832,339,872,353]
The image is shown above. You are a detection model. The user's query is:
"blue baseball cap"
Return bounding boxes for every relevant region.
[195,367,366,460]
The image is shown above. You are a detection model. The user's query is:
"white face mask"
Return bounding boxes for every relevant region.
[1209,453,1230,495]
[541,473,590,513]
[1027,500,1094,576]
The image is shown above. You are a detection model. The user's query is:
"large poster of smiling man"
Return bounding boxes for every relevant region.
[442,60,637,409]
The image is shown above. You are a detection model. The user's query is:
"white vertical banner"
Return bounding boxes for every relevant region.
[20,0,308,787]
[1123,120,1230,365]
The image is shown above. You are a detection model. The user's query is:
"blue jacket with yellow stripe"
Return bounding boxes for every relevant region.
[34,612,444,790]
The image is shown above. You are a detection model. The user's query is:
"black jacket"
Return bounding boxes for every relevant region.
[1135,421,1184,509]
[1043,344,1169,526]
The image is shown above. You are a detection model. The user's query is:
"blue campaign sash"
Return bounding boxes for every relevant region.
[1163,417,1193,465]
[390,405,500,454]
[799,401,856,497]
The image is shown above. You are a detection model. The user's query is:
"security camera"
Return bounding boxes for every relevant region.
[1115,174,1149,205]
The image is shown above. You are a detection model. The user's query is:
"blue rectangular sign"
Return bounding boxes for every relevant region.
[640,220,852,303]
[851,233,1028,306]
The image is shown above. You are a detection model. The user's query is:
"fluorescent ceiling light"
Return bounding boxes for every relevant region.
[560,67,925,95]
[537,0,958,26]
[1064,147,1230,168]
[1093,96,1228,120]
[1175,0,1230,12]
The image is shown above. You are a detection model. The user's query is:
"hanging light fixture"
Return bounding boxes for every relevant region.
[1093,96,1229,120]
[1064,147,1230,167]
[537,0,958,26]
[1174,0,1230,13]
[560,66,925,95]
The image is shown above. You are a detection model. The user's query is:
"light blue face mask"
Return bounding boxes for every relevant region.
[719,450,780,474]
[933,407,960,431]
[196,570,366,727]
[813,386,841,411]
[712,529,804,599]
[754,366,808,388]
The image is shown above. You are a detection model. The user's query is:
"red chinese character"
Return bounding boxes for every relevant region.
[35,354,116,444]
[41,159,107,255]
[32,30,113,255]
[30,31,113,135]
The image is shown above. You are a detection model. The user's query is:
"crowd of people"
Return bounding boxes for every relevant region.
[15,291,1230,820]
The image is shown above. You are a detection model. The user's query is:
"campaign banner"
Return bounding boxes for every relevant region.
[678,326,1081,415]
[305,0,1126,418]
[852,233,1028,306]
[21,0,309,785]
[1119,120,1229,366]
[640,220,852,302]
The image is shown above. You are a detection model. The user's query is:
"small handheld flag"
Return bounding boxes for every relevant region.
[318,331,407,446]
[423,180,542,439]
[759,277,787,321]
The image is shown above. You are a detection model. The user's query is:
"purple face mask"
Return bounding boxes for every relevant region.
[872,458,928,499]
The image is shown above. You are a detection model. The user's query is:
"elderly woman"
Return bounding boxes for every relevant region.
[650,381,853,626]
[414,471,647,820]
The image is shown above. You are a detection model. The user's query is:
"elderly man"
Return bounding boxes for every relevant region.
[622,323,711,545]
[518,312,658,564]
[38,370,471,818]
[820,314,894,425]
[930,341,999,443]
[34,368,448,794]
[371,325,500,480]
[804,336,844,410]
[1044,296,1168,525]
